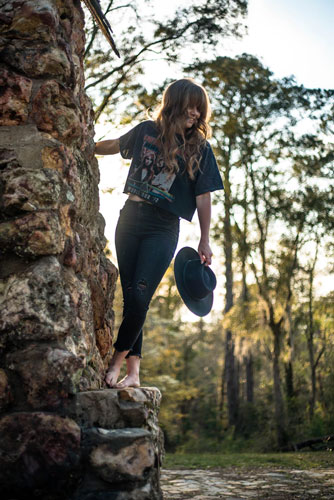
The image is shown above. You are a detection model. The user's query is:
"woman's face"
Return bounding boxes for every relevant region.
[184,106,200,129]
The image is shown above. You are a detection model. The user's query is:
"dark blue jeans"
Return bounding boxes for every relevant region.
[114,199,180,357]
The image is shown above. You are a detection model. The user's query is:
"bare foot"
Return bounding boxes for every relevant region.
[115,356,141,389]
[105,369,120,388]
[115,374,140,389]
[104,349,129,388]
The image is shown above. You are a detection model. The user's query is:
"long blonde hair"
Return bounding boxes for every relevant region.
[155,78,211,180]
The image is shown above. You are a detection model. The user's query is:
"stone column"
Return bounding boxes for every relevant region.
[0,1,163,498]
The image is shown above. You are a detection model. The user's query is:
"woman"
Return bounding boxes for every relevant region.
[95,78,223,388]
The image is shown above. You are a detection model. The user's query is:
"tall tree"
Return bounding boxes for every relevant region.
[190,54,334,447]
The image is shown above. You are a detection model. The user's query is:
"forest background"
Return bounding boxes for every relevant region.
[84,0,334,451]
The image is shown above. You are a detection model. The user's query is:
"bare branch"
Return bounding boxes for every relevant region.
[314,346,325,370]
[85,20,199,91]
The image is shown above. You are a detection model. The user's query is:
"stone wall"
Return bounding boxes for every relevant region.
[0,0,117,391]
[0,1,163,498]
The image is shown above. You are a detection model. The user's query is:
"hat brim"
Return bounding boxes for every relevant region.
[174,247,214,317]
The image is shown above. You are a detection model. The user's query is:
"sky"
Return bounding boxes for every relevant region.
[229,0,334,89]
[96,0,334,303]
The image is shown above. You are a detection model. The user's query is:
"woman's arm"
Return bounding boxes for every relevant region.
[196,191,213,266]
[95,138,120,155]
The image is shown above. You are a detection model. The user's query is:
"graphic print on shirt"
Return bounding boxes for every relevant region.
[128,135,176,203]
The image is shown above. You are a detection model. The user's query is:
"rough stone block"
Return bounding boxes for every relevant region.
[0,210,65,256]
[118,388,163,447]
[0,257,77,343]
[67,388,164,470]
[78,362,106,392]
[95,325,113,359]
[68,2,85,55]
[85,428,155,483]
[1,43,72,81]
[42,143,74,174]
[0,147,20,170]
[69,390,124,429]
[90,255,117,349]
[6,0,59,42]
[0,69,32,125]
[0,412,81,497]
[73,152,100,221]
[6,344,84,408]
[31,80,82,145]
[118,387,162,406]
[0,368,12,410]
[0,166,63,215]
[62,266,96,356]
[68,388,161,431]
[0,125,44,171]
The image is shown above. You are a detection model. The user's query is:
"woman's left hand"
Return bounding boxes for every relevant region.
[198,239,213,266]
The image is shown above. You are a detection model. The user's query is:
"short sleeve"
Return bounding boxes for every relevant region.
[119,123,142,159]
[194,143,224,196]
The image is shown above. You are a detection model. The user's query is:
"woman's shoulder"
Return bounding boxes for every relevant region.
[200,138,213,153]
[145,119,159,133]
[198,139,218,168]
[128,119,157,137]
[121,120,157,141]
[138,119,157,130]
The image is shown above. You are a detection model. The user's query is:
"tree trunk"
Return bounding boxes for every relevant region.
[246,352,254,403]
[285,362,294,400]
[219,359,227,421]
[249,164,289,448]
[272,322,288,448]
[240,170,253,406]
[223,174,234,314]
[285,303,295,405]
[241,166,249,303]
[307,263,316,420]
[225,330,239,426]
[222,144,238,427]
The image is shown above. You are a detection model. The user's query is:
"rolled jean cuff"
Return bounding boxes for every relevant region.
[113,346,142,359]
[125,351,142,359]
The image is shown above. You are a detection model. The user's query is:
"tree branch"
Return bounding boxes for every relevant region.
[85,19,200,91]
[314,345,325,370]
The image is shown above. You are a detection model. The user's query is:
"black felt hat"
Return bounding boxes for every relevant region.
[174,247,217,317]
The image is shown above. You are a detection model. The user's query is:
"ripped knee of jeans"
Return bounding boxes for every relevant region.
[136,279,148,294]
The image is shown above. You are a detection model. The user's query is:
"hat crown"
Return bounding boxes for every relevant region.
[174,246,217,317]
[183,259,217,300]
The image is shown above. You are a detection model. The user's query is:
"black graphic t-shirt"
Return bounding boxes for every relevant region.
[119,120,223,221]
